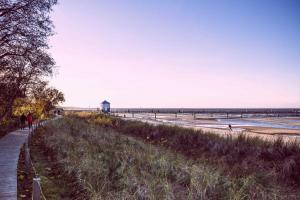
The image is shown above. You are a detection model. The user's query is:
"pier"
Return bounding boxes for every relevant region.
[110,108,300,118]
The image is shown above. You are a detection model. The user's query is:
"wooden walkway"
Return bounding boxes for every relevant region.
[0,128,28,200]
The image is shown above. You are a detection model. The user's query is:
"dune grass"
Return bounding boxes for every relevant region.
[81,113,300,186]
[32,113,300,199]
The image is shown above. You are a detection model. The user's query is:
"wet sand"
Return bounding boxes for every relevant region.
[243,126,300,135]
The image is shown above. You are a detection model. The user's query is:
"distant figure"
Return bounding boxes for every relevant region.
[27,113,33,129]
[228,124,232,131]
[20,114,26,130]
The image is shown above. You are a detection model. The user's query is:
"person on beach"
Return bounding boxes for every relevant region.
[228,124,232,131]
[20,114,26,130]
[27,113,33,129]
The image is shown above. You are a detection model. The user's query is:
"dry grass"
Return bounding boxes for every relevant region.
[80,113,300,187]
[33,113,300,199]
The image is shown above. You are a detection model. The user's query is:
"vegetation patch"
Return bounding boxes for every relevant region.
[78,113,300,188]
[0,118,19,138]
[31,115,300,199]
[17,125,85,200]
[17,145,33,200]
[29,125,88,200]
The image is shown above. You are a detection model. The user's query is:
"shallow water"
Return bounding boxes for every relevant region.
[120,113,300,130]
[217,118,300,130]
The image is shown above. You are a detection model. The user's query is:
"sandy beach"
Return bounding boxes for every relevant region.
[115,113,300,142]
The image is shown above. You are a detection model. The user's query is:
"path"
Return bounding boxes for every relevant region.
[0,128,29,200]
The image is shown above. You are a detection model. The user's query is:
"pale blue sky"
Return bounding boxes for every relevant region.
[49,0,300,108]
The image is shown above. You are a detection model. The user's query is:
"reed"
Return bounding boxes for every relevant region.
[32,113,300,199]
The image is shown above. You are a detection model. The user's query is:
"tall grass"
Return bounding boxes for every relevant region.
[76,113,300,187]
[35,115,300,199]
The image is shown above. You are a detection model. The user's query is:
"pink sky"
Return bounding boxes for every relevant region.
[48,1,300,108]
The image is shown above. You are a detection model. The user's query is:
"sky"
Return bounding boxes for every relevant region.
[49,0,300,108]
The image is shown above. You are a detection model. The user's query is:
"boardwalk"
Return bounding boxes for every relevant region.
[0,129,28,200]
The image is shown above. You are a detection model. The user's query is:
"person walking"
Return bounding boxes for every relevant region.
[27,113,33,130]
[228,124,232,131]
[20,114,26,130]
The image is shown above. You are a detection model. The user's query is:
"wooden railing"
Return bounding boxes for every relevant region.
[24,121,47,200]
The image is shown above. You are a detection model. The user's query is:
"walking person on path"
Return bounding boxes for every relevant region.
[27,113,33,130]
[20,114,26,130]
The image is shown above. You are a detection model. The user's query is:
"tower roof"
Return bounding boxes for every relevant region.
[101,100,110,104]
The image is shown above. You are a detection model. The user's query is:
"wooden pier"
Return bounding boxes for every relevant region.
[110,108,300,118]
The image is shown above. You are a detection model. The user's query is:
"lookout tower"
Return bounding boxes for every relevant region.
[101,100,110,113]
